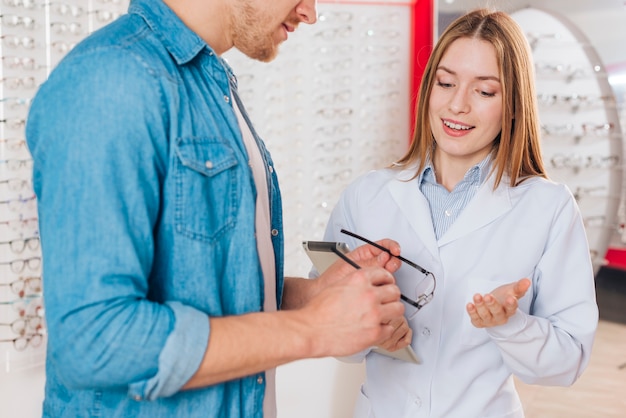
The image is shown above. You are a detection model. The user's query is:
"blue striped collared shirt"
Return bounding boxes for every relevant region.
[419,157,491,240]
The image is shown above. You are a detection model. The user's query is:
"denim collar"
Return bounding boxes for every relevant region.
[129,0,211,65]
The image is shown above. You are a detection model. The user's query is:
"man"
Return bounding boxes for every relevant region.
[26,0,410,416]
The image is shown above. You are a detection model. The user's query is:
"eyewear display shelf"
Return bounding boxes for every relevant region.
[0,0,125,374]
[224,0,417,278]
[512,8,624,274]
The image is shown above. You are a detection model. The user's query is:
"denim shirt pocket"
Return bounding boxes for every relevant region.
[174,136,239,242]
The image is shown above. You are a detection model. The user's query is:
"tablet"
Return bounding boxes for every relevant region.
[302,240,422,364]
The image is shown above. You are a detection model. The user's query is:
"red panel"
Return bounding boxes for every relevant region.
[410,0,434,139]
[606,247,626,271]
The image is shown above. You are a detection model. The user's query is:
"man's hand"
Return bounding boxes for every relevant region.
[376,316,412,352]
[466,278,531,328]
[349,238,402,273]
[281,239,402,311]
[318,238,402,288]
[299,265,405,358]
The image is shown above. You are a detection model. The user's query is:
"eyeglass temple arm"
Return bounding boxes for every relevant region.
[340,229,428,274]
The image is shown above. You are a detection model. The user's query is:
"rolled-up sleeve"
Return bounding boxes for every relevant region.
[129,302,209,400]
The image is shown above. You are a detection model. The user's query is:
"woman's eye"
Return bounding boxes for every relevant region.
[436,81,453,88]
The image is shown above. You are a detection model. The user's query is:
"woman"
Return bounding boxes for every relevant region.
[323,9,598,417]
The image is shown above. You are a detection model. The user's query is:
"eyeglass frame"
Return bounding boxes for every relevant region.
[0,315,42,335]
[0,332,43,351]
[0,294,43,317]
[339,229,436,313]
[0,275,42,296]
[0,236,40,253]
[0,256,41,273]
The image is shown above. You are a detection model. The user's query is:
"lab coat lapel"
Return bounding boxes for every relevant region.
[387,169,440,260]
[438,174,512,246]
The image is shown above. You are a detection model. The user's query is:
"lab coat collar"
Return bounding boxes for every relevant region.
[387,167,512,256]
[438,172,512,247]
[387,167,439,260]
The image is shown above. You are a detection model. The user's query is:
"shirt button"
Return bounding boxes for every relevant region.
[271,229,279,237]
[268,165,274,173]
[224,95,230,103]
[444,209,451,217]
[205,160,213,169]
[257,376,264,384]
[422,327,431,336]
[133,395,142,401]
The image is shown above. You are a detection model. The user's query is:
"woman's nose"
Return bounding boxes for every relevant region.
[449,89,470,114]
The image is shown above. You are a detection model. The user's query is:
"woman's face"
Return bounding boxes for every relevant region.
[428,37,503,168]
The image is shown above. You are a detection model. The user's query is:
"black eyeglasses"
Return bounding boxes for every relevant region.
[337,229,436,319]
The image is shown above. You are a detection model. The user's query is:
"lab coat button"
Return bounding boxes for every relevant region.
[422,327,431,336]
[413,397,422,407]
[257,376,264,384]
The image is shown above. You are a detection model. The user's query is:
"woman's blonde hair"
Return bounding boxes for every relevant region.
[395,8,547,187]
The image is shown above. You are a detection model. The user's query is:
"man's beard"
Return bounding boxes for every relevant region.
[231,2,280,62]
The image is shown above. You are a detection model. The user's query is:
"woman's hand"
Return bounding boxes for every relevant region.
[466,278,531,328]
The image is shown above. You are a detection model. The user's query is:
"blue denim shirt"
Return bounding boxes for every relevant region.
[26,0,284,416]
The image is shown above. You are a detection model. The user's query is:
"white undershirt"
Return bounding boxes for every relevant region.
[232,94,278,418]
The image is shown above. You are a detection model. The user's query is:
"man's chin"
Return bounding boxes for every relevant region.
[241,45,279,63]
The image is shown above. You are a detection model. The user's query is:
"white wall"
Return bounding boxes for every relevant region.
[0,365,45,417]
[277,359,365,418]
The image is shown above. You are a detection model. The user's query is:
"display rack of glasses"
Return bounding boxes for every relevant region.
[0,0,125,373]
[224,0,413,277]
[511,7,624,273]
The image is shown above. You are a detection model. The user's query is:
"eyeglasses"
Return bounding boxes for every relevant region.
[0,256,41,273]
[0,216,39,233]
[0,315,42,335]
[0,177,31,192]
[0,236,40,253]
[50,40,76,54]
[2,56,39,70]
[48,2,84,17]
[0,295,43,317]
[0,194,37,212]
[89,9,121,23]
[50,21,83,36]
[0,118,27,130]
[0,35,36,49]
[0,275,41,297]
[0,99,33,113]
[0,332,43,350]
[0,14,36,29]
[337,229,436,318]
[2,0,40,9]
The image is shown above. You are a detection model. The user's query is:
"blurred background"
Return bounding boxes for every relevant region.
[0,1,624,417]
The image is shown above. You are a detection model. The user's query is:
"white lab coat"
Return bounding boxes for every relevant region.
[323,166,598,418]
